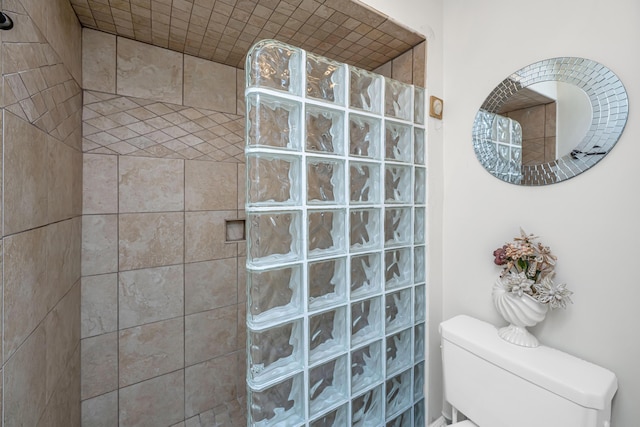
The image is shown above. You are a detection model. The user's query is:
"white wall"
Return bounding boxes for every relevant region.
[442,0,640,425]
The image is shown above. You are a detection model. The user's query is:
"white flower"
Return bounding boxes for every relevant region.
[534,276,573,309]
[504,272,534,297]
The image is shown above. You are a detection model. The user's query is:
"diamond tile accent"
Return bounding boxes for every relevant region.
[2,5,82,150]
[83,91,245,162]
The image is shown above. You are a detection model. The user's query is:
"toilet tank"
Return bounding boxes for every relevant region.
[440,315,617,427]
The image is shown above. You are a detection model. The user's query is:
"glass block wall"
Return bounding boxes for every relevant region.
[245,40,427,427]
[473,111,523,184]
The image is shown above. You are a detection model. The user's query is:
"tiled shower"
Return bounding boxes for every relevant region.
[0,0,426,425]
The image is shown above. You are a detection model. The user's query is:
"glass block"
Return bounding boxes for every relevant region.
[350,208,381,252]
[352,385,384,427]
[351,340,383,395]
[511,120,522,146]
[350,114,382,159]
[307,158,345,204]
[384,208,411,247]
[413,246,425,284]
[306,106,345,155]
[309,306,348,365]
[308,257,347,311]
[310,403,348,427]
[414,167,426,205]
[308,210,346,257]
[414,400,425,427]
[351,296,383,347]
[306,53,345,105]
[247,153,301,206]
[350,252,382,299]
[385,121,412,162]
[309,355,349,416]
[385,290,412,334]
[385,165,412,204]
[386,328,412,377]
[386,408,411,427]
[385,78,412,121]
[249,373,305,427]
[414,285,426,324]
[247,40,302,95]
[385,248,412,290]
[414,207,425,245]
[493,115,510,143]
[385,369,412,418]
[350,161,381,205]
[414,361,424,400]
[248,265,303,327]
[248,211,302,266]
[248,320,303,386]
[414,128,425,165]
[350,68,382,114]
[510,146,522,172]
[247,92,301,151]
[414,87,425,125]
[414,323,425,362]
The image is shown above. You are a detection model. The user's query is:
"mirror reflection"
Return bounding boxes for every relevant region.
[473,57,628,186]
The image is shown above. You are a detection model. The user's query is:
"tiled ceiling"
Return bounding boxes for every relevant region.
[69,0,425,70]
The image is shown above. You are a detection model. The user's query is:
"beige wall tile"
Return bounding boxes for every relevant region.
[237,256,247,304]
[3,111,48,235]
[119,370,185,427]
[117,37,184,104]
[119,212,184,270]
[119,318,184,387]
[47,217,82,310]
[82,274,118,338]
[82,214,118,276]
[185,161,237,211]
[236,351,246,398]
[48,123,81,224]
[236,303,246,353]
[83,154,118,215]
[184,353,237,418]
[185,306,236,366]
[39,345,81,427]
[45,0,83,83]
[391,49,413,85]
[83,28,116,93]
[45,282,81,402]
[81,333,118,400]
[3,227,48,360]
[119,156,184,213]
[373,61,392,79]
[237,163,246,210]
[236,68,246,116]
[185,211,237,263]
[412,41,426,87]
[184,55,236,113]
[119,265,184,328]
[81,391,118,427]
[185,259,237,315]
[3,325,47,427]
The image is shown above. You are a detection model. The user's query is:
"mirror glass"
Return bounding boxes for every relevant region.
[473,57,629,186]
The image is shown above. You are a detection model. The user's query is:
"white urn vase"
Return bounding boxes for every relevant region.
[492,277,548,347]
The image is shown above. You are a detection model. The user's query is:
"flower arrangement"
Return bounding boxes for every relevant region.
[493,228,573,309]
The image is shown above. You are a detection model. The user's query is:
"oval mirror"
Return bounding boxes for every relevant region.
[472,57,629,185]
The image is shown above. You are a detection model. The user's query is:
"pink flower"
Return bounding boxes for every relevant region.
[493,246,507,265]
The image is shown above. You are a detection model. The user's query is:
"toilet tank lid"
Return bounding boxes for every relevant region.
[440,315,618,410]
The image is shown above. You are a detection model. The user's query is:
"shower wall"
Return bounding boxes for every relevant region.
[80,29,247,426]
[0,0,83,426]
[80,28,425,427]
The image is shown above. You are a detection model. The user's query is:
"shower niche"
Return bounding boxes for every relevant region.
[245,40,427,427]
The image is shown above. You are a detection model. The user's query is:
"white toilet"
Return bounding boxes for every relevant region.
[440,315,618,427]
